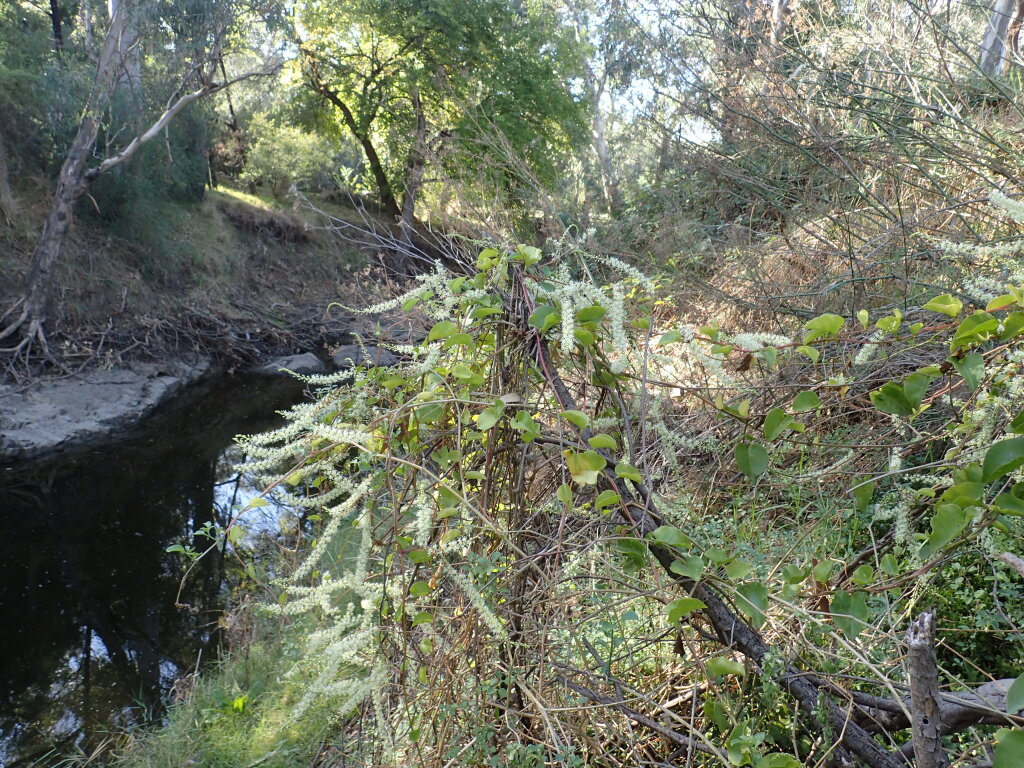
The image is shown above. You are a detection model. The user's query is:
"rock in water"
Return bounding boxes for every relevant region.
[0,360,209,462]
[256,353,328,376]
[332,345,397,369]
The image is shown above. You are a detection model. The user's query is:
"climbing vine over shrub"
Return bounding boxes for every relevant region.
[235,201,1024,766]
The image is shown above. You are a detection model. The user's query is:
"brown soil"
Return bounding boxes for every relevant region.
[0,184,409,380]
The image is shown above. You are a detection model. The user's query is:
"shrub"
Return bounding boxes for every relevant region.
[241,115,345,197]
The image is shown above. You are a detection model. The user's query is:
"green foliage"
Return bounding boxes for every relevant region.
[241,115,346,197]
[85,104,211,267]
[208,212,1021,766]
[295,0,585,211]
[114,614,342,768]
[735,441,769,479]
[995,729,1024,768]
[21,0,1024,759]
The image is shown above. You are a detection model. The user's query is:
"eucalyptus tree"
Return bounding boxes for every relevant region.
[563,0,646,214]
[296,0,586,240]
[614,0,1024,242]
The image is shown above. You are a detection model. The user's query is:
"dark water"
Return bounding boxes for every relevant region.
[0,373,307,765]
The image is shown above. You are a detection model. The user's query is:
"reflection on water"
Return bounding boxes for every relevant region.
[0,373,306,765]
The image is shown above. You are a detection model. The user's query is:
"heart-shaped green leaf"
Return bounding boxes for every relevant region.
[870,382,914,416]
[831,589,869,640]
[950,352,985,390]
[560,409,590,428]
[984,438,1024,482]
[477,406,504,431]
[574,305,606,324]
[649,525,692,548]
[792,390,821,412]
[763,408,792,441]
[565,450,607,485]
[528,305,560,332]
[724,559,753,580]
[737,582,769,627]
[588,433,618,450]
[409,581,432,597]
[671,556,705,581]
[920,503,975,559]
[706,657,745,678]
[666,597,707,623]
[802,313,845,343]
[923,293,963,317]
[993,728,1024,768]
[735,442,769,479]
[615,462,643,483]
[951,311,998,351]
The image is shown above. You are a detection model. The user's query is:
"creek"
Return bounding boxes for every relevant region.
[0,372,308,765]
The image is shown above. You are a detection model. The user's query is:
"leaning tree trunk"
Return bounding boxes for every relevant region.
[1,0,234,355]
[0,2,125,351]
[20,158,94,335]
[302,53,402,219]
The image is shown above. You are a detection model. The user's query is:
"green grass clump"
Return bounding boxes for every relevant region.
[112,615,335,768]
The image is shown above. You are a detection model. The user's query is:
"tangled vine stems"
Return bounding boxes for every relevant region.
[533,336,903,768]
[233,232,1024,766]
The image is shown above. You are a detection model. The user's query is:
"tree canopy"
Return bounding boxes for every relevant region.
[296,0,586,220]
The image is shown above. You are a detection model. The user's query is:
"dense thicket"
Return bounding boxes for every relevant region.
[6,0,1024,766]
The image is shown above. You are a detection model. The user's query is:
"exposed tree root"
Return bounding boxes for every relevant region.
[0,309,67,375]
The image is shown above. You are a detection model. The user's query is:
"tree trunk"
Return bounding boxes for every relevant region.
[2,2,240,350]
[1003,0,1024,74]
[982,0,1017,76]
[303,55,402,219]
[49,0,64,53]
[906,611,949,768]
[588,73,620,214]
[770,0,791,48]
[399,89,426,248]
[569,2,620,214]
[356,129,401,219]
[82,1,93,52]
[655,129,671,185]
[218,55,246,167]
[108,0,141,98]
[3,3,126,341]
[0,129,17,226]
[23,180,82,326]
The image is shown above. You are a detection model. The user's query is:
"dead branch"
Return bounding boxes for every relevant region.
[560,678,721,760]
[906,611,948,768]
[84,67,279,183]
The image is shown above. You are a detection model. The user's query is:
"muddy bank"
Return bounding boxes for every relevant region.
[0,342,401,462]
[0,361,214,462]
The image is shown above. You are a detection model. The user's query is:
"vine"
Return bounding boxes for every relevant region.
[226,210,1024,765]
